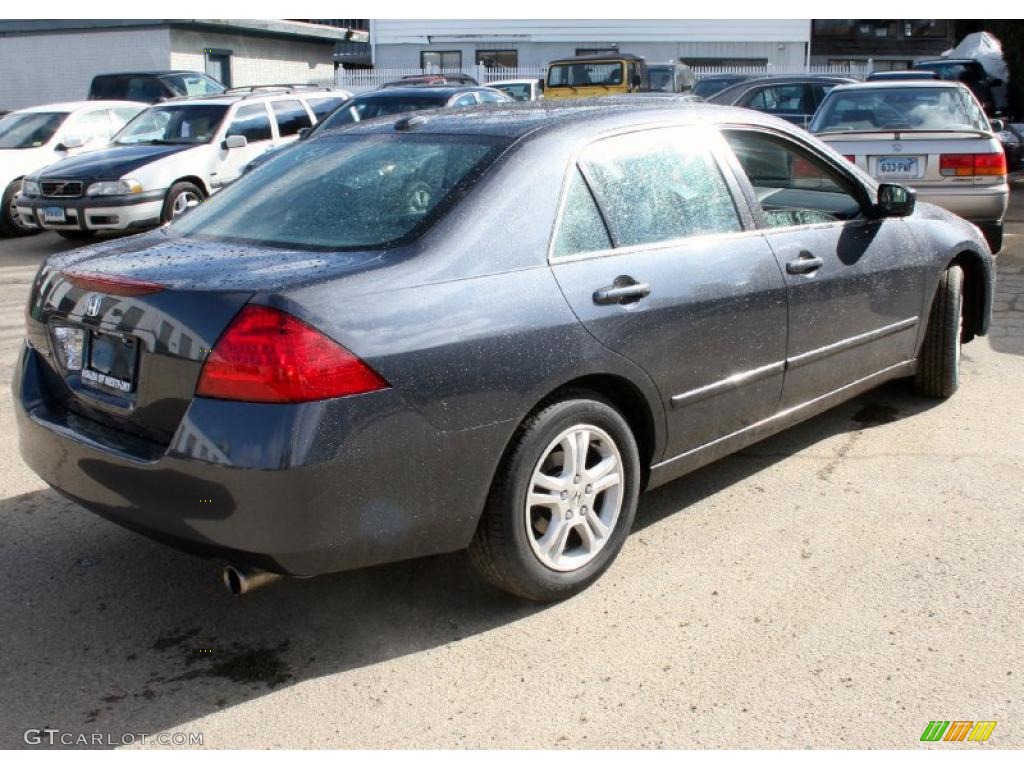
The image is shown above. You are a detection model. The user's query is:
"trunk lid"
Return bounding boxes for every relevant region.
[29,234,385,448]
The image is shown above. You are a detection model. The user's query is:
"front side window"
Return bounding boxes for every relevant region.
[811,87,988,133]
[305,97,347,121]
[723,130,862,227]
[0,112,67,149]
[114,105,229,145]
[548,62,624,88]
[271,100,313,137]
[477,90,507,104]
[580,128,742,248]
[169,134,508,250]
[226,104,272,143]
[452,94,478,107]
[552,169,612,258]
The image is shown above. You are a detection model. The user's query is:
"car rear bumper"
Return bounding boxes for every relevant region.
[913,183,1009,224]
[16,191,164,232]
[13,341,505,576]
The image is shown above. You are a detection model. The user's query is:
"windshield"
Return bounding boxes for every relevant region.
[548,62,624,88]
[114,104,230,145]
[693,78,738,99]
[812,87,989,133]
[648,68,674,92]
[318,96,448,130]
[169,134,509,250]
[161,73,225,97]
[0,112,67,149]
[494,83,532,101]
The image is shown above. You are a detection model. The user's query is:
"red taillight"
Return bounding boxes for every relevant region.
[973,151,1007,176]
[843,154,856,164]
[196,305,389,403]
[940,152,1007,177]
[62,270,164,296]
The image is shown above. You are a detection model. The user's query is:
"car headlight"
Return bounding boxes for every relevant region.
[87,179,144,196]
[21,179,40,197]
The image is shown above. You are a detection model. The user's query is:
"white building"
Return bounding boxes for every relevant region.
[369,20,811,71]
[0,20,355,111]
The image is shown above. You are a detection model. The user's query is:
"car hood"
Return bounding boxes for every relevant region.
[30,143,194,181]
[43,231,387,292]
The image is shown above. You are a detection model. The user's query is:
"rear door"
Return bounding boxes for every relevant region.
[217,103,275,185]
[720,127,928,409]
[269,99,313,148]
[549,126,789,459]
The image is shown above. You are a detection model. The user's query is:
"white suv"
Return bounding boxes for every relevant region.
[0,101,144,236]
[17,87,350,239]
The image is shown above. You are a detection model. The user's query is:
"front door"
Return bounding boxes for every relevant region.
[549,126,789,459]
[720,127,929,409]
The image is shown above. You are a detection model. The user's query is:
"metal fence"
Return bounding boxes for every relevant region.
[334,63,871,93]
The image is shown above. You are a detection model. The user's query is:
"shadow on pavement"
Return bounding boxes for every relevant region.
[0,377,942,748]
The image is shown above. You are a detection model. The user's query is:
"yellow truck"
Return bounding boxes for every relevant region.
[544,53,648,100]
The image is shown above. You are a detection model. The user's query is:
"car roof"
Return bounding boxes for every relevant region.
[827,80,968,93]
[12,100,144,114]
[359,86,475,99]
[549,53,646,64]
[487,79,540,85]
[92,70,207,78]
[162,89,349,106]
[320,99,796,141]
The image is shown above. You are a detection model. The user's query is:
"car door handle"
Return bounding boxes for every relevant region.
[785,253,824,275]
[593,279,651,305]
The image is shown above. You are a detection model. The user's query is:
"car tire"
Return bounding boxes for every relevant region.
[0,179,37,237]
[914,265,964,399]
[55,229,97,241]
[161,182,205,224]
[469,393,641,602]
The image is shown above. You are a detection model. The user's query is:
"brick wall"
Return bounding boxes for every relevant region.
[169,29,336,87]
[0,27,172,110]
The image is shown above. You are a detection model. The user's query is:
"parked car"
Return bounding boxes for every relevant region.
[811,81,1009,252]
[646,62,696,93]
[1000,123,1024,174]
[913,58,1004,115]
[0,100,144,236]
[692,74,755,99]
[545,53,648,100]
[488,78,545,101]
[242,86,513,174]
[88,71,225,103]
[16,88,351,238]
[865,70,940,82]
[709,75,856,127]
[14,101,993,601]
[381,73,479,88]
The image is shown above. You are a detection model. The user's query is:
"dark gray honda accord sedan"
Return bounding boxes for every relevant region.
[14,101,994,601]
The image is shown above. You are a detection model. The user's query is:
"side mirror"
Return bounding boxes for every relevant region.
[297,126,311,140]
[990,118,1005,133]
[57,135,86,151]
[876,183,916,218]
[223,134,248,150]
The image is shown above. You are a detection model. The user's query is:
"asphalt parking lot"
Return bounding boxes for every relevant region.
[0,190,1022,749]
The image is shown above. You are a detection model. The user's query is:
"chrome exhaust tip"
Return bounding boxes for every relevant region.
[222,564,282,595]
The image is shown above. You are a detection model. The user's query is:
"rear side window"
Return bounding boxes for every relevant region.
[580,128,742,248]
[169,134,508,250]
[271,100,312,136]
[452,94,478,107]
[305,97,346,121]
[226,104,272,142]
[747,84,807,115]
[552,170,612,257]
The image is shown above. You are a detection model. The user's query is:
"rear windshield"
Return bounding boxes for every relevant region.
[548,62,624,87]
[114,104,230,145]
[648,68,674,92]
[318,96,449,130]
[0,111,67,149]
[693,78,738,99]
[168,134,509,250]
[812,87,989,133]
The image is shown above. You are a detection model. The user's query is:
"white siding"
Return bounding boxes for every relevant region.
[373,20,809,44]
[0,28,172,111]
[169,29,336,87]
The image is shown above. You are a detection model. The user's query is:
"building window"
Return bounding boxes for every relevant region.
[575,47,619,56]
[421,50,462,70]
[813,20,897,39]
[476,49,518,68]
[684,57,768,68]
[204,48,232,88]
